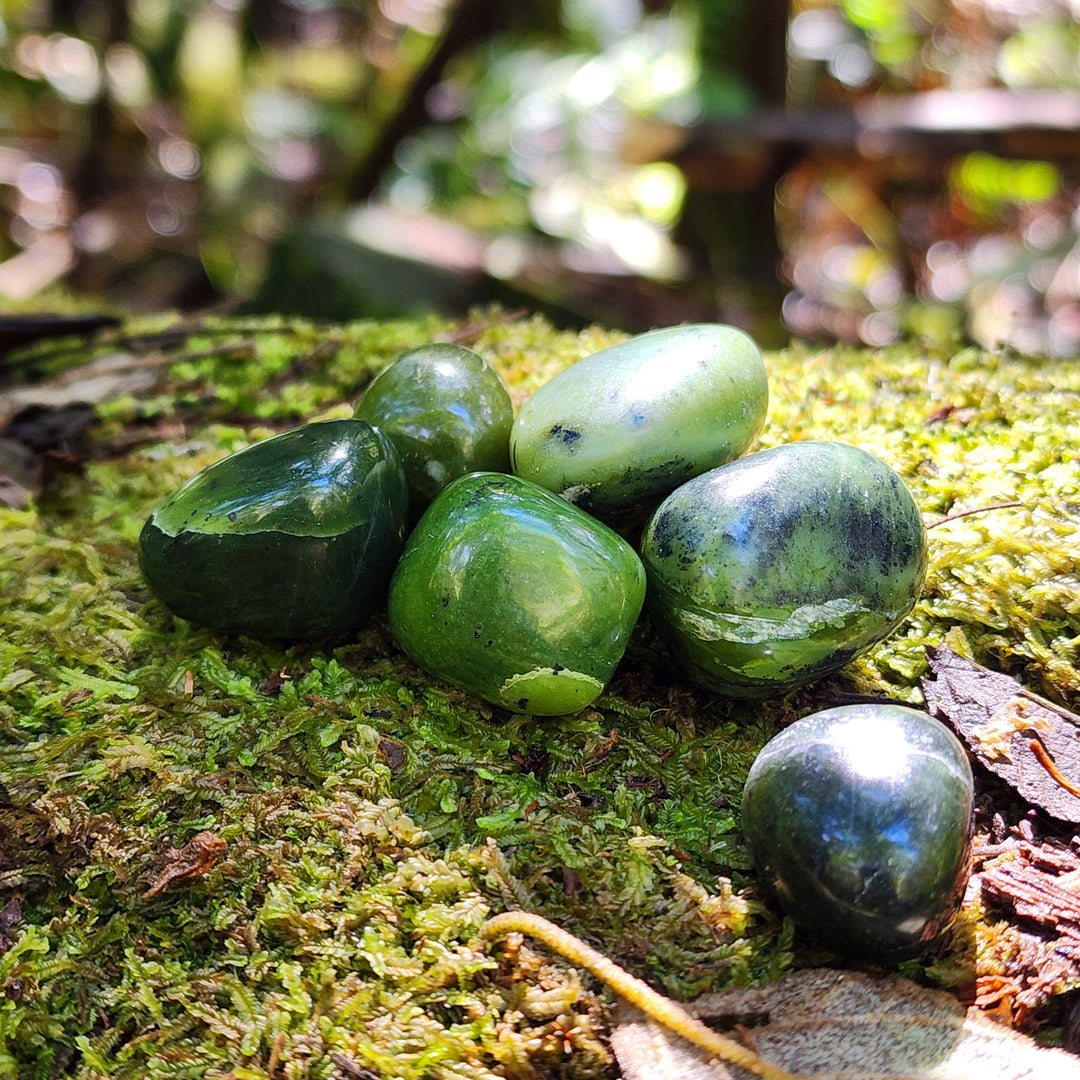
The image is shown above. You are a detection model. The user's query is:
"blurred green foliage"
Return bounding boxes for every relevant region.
[1,1,1079,349]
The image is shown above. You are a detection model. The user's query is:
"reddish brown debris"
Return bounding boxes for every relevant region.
[972,834,1080,1015]
[142,830,227,899]
[0,896,21,953]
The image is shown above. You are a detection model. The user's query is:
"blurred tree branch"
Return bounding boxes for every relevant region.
[347,0,502,203]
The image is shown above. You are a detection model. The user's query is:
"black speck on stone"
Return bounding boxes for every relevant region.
[552,663,564,674]
[549,423,582,446]
[648,509,678,560]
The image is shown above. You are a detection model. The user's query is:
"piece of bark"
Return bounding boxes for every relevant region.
[921,645,1080,824]
[971,836,1080,1011]
[0,313,119,357]
[612,968,1080,1080]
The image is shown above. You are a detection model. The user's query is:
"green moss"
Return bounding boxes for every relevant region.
[2,315,1079,1077]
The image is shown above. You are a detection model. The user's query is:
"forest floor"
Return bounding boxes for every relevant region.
[2,310,1080,1079]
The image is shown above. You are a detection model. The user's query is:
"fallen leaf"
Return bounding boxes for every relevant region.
[921,645,1080,823]
[327,1051,380,1079]
[377,737,407,770]
[142,831,227,899]
[0,349,168,430]
[611,968,1080,1080]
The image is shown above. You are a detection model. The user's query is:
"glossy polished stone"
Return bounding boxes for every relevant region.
[139,418,408,639]
[510,323,768,523]
[742,703,973,960]
[640,441,928,697]
[354,343,513,518]
[387,471,646,714]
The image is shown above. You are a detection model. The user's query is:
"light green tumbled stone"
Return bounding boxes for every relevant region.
[509,323,768,523]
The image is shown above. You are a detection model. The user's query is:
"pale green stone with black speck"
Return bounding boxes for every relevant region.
[640,441,928,697]
[387,471,645,714]
[509,323,768,524]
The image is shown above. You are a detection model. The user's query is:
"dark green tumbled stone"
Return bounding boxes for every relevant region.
[742,703,973,960]
[387,472,646,715]
[640,440,928,697]
[139,418,408,639]
[354,343,514,518]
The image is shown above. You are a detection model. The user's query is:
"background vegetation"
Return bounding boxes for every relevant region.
[1,0,1079,350]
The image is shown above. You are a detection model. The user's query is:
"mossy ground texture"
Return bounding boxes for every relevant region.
[2,313,1079,1079]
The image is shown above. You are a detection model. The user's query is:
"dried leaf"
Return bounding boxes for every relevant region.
[921,645,1080,823]
[611,968,1080,1080]
[142,831,227,899]
[0,350,167,430]
[327,1051,379,1079]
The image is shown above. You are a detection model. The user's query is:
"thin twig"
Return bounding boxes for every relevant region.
[926,501,1023,528]
[267,1030,286,1078]
[479,911,803,1080]
[327,1051,378,1079]
[444,307,531,344]
[1028,739,1080,800]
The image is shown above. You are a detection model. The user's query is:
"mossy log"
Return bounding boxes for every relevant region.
[1,311,1078,1079]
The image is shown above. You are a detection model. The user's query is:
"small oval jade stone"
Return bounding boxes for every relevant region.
[510,323,768,522]
[640,440,927,697]
[354,343,514,518]
[742,703,973,959]
[387,472,646,715]
[139,418,408,639]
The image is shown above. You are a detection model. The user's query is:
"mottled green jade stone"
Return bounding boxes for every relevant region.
[510,323,768,523]
[139,418,408,638]
[640,441,927,697]
[742,703,973,959]
[387,472,646,715]
[354,343,514,517]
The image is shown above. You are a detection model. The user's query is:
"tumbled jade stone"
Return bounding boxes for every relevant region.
[510,323,768,523]
[387,472,646,715]
[742,703,973,959]
[139,418,408,639]
[354,343,513,518]
[640,441,927,698]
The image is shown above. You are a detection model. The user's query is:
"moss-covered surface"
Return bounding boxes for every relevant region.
[2,313,1079,1078]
